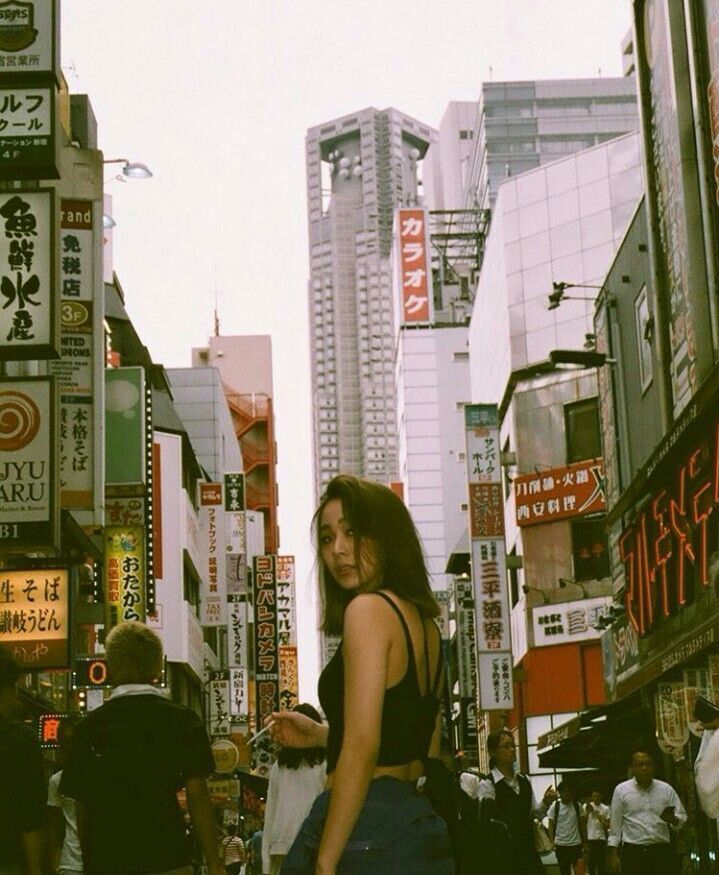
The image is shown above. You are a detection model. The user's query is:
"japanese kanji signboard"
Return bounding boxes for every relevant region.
[253,555,280,726]
[209,674,231,737]
[48,200,96,509]
[104,526,145,631]
[276,555,298,708]
[0,0,60,82]
[0,188,58,360]
[465,403,513,710]
[454,576,476,700]
[38,712,68,748]
[531,597,611,647]
[0,85,58,179]
[199,482,227,626]
[0,376,58,551]
[0,567,68,669]
[224,472,245,512]
[227,593,247,669]
[229,666,249,720]
[514,458,606,527]
[396,208,432,324]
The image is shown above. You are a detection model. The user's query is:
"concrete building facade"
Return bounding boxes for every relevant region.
[305,107,440,498]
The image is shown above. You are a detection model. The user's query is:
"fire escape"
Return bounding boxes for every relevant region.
[223,388,279,555]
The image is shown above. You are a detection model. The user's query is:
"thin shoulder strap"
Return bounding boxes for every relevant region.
[419,607,432,692]
[374,592,416,673]
[431,621,444,695]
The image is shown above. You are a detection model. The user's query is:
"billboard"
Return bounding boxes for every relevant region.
[253,555,280,726]
[532,597,611,647]
[199,482,227,626]
[105,366,146,489]
[514,458,606,527]
[0,567,69,668]
[0,187,58,359]
[0,84,58,179]
[465,404,513,710]
[105,526,145,631]
[396,208,432,324]
[48,200,96,509]
[0,0,60,82]
[0,376,58,551]
[276,555,298,708]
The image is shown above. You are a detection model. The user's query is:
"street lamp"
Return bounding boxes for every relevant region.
[548,349,613,369]
[103,158,153,179]
[547,281,605,311]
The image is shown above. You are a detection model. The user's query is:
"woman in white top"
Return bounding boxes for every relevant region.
[262,704,326,875]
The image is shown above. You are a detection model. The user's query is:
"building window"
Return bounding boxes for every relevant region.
[565,398,601,464]
[635,285,653,392]
[453,351,469,361]
[571,517,610,581]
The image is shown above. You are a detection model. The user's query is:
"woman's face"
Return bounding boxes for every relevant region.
[492,734,516,768]
[319,498,381,591]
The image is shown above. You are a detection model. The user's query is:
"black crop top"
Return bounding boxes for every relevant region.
[318,591,443,774]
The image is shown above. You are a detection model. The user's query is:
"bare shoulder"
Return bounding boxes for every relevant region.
[344,592,396,635]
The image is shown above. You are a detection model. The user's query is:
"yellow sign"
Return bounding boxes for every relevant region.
[211,738,240,774]
[0,568,69,669]
[105,527,145,631]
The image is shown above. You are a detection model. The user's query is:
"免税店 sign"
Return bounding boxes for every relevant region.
[0,567,69,669]
[620,419,719,637]
[514,458,606,527]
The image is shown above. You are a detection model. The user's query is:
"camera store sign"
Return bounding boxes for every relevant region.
[0,376,58,550]
[620,419,719,637]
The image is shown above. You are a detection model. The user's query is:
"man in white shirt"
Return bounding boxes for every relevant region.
[585,788,610,875]
[607,747,686,875]
[548,783,586,875]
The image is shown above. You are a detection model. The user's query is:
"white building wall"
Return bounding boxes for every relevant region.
[150,431,205,682]
[396,326,471,592]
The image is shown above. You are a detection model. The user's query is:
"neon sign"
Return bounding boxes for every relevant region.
[620,421,719,636]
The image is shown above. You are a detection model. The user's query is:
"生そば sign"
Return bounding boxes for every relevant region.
[0,567,69,669]
[0,376,58,551]
[0,188,58,360]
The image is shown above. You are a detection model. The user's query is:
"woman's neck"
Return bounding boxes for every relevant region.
[497,762,515,779]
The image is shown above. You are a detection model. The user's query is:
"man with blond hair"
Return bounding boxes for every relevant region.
[61,621,224,875]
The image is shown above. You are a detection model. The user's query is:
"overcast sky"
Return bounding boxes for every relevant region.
[62,1,633,701]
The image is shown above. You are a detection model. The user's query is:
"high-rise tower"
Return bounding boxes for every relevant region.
[306,108,439,498]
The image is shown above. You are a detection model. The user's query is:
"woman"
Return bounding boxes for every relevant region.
[474,729,557,875]
[270,474,454,874]
[262,704,327,874]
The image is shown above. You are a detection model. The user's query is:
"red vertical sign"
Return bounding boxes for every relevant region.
[397,208,431,323]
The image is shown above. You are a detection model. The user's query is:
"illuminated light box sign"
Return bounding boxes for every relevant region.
[0,567,69,669]
[71,654,167,690]
[38,712,69,749]
[620,419,719,637]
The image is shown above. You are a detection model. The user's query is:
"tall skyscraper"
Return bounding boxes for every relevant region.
[306,108,440,498]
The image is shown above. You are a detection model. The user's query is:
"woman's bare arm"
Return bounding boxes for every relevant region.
[315,594,391,874]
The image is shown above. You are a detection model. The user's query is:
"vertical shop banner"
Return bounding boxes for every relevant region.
[199,483,227,626]
[253,555,280,726]
[0,85,58,179]
[224,473,245,513]
[104,526,145,631]
[105,367,146,488]
[455,577,477,700]
[0,188,58,359]
[0,0,60,81]
[209,674,231,737]
[229,666,249,721]
[396,208,432,324]
[277,556,299,709]
[227,593,248,669]
[0,567,68,669]
[48,200,95,508]
[0,376,58,551]
[465,404,513,710]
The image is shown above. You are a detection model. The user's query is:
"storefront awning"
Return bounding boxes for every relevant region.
[537,698,649,774]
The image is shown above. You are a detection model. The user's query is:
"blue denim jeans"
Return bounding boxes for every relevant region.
[281,775,455,874]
